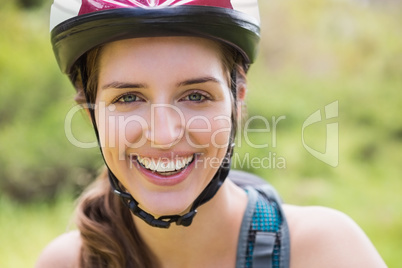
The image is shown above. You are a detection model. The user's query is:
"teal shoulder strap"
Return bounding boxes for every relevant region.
[255,184,291,268]
[236,186,258,268]
[232,171,290,268]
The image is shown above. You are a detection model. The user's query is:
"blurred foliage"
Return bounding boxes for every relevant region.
[16,0,46,9]
[0,0,401,267]
[0,194,75,268]
[234,0,402,265]
[0,2,101,202]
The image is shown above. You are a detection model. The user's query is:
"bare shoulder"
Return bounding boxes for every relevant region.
[35,230,81,268]
[282,205,387,268]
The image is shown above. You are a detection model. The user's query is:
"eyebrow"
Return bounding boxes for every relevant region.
[101,76,222,91]
[176,76,222,87]
[101,81,146,90]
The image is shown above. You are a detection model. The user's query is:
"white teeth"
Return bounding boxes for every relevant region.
[137,155,194,173]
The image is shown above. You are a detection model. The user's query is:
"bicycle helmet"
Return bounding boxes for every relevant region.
[50,0,261,228]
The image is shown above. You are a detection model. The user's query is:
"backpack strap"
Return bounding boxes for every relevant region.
[231,170,290,268]
[236,185,258,268]
[255,185,291,268]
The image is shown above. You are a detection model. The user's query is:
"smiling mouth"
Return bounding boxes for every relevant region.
[135,154,195,176]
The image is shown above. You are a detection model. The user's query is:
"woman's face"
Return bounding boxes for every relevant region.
[94,37,233,217]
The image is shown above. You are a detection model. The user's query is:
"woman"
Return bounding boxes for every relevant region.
[37,0,386,267]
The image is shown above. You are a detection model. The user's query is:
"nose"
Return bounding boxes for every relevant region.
[145,104,184,148]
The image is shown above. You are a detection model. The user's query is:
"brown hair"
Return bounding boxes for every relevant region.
[76,169,157,267]
[74,39,248,268]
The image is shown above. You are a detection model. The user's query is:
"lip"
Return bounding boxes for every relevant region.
[132,154,197,187]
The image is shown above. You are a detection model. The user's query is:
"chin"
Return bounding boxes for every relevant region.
[137,193,193,218]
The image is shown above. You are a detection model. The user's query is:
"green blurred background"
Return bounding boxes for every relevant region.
[0,0,401,267]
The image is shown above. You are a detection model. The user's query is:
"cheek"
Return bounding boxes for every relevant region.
[120,113,149,149]
[185,107,232,150]
[96,110,148,154]
[209,116,232,149]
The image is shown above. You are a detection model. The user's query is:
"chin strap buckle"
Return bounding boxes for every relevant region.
[112,174,199,229]
[174,210,198,227]
[124,196,197,228]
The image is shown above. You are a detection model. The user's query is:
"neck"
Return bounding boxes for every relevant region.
[133,179,248,268]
